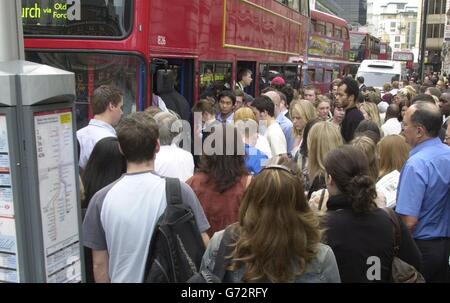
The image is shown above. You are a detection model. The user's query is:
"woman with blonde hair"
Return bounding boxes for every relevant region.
[351,135,379,182]
[359,102,381,128]
[289,99,317,156]
[314,95,331,121]
[234,107,272,158]
[307,121,343,198]
[377,135,410,179]
[199,156,340,283]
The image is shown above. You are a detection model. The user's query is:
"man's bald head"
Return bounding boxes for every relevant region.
[264,91,282,116]
[410,102,442,138]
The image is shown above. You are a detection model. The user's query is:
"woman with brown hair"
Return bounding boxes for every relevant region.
[322,146,421,282]
[186,123,251,237]
[200,156,340,282]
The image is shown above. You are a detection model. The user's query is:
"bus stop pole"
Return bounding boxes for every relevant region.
[0,0,24,62]
[419,0,429,82]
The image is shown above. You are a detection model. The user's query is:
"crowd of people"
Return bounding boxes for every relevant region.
[77,69,450,283]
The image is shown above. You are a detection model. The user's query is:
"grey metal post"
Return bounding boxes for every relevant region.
[0,0,24,61]
[0,0,83,283]
[419,0,429,82]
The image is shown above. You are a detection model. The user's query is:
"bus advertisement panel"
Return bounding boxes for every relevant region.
[306,9,350,93]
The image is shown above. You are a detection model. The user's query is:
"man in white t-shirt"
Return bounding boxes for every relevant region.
[154,112,194,181]
[250,95,287,156]
[82,112,209,283]
[77,85,124,170]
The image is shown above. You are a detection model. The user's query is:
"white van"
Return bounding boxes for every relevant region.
[356,60,404,90]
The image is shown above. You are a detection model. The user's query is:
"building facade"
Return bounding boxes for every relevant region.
[421,0,447,73]
[332,0,367,27]
[367,1,419,61]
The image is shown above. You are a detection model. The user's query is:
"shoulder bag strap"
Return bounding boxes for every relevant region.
[383,208,401,256]
[318,189,326,211]
[165,177,182,206]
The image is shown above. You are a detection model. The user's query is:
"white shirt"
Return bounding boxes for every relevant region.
[255,134,272,158]
[82,172,210,282]
[381,118,402,136]
[155,144,195,182]
[77,119,116,169]
[265,122,287,156]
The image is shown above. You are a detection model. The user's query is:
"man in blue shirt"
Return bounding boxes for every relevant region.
[396,101,450,282]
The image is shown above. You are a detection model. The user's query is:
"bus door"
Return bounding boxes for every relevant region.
[236,61,256,97]
[151,58,195,121]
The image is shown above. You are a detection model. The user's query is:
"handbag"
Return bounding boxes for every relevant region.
[383,208,425,283]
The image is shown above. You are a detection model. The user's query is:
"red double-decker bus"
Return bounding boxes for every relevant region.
[349,32,380,62]
[305,10,351,93]
[23,0,310,129]
[392,51,414,72]
[379,42,392,60]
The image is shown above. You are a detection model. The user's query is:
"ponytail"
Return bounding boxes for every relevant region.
[346,175,377,214]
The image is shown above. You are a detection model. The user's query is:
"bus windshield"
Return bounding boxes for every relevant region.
[25,51,145,129]
[350,34,366,51]
[22,0,133,37]
[358,71,398,89]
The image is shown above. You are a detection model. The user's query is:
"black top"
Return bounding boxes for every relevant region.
[341,106,364,143]
[323,195,422,283]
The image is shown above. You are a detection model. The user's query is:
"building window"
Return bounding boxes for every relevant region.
[395,36,400,42]
[397,4,405,10]
[427,24,433,38]
[427,23,445,38]
[429,0,446,14]
[428,0,435,14]
[395,44,400,49]
[436,0,445,14]
[391,22,396,28]
[434,23,440,37]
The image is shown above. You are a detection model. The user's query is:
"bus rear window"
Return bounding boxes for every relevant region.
[22,0,133,38]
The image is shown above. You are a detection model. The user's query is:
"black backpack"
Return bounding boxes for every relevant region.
[143,178,205,282]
